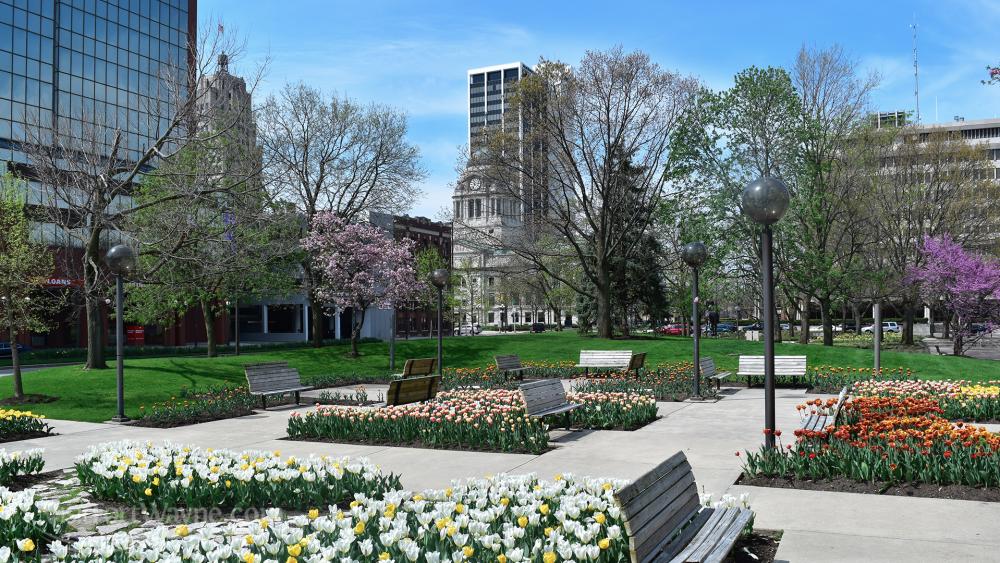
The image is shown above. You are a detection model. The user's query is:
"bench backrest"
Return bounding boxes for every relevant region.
[494,354,524,371]
[615,451,702,563]
[737,355,807,375]
[579,350,633,367]
[386,374,441,406]
[520,379,570,416]
[402,358,437,378]
[627,352,647,371]
[831,386,849,420]
[244,362,304,394]
[699,357,718,377]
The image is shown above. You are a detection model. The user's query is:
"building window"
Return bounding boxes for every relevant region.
[475,198,482,218]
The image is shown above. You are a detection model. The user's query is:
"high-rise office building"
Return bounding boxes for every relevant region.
[1,0,197,348]
[453,61,574,329]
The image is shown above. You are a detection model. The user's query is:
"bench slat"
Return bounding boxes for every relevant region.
[661,507,727,563]
[245,363,310,397]
[495,355,525,371]
[702,509,753,563]
[386,375,441,406]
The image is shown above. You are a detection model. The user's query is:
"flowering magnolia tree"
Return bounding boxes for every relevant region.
[986,65,1000,85]
[302,213,424,356]
[909,235,1000,355]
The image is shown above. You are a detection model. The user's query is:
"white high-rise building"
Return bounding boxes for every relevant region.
[452,62,574,329]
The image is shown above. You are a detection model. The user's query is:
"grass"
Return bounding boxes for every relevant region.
[3,331,999,422]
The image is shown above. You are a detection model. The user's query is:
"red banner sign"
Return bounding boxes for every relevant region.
[126,325,145,345]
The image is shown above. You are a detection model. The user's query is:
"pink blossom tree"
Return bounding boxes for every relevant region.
[986,65,1000,85]
[909,235,1000,355]
[302,213,425,357]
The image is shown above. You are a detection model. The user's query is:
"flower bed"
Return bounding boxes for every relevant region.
[63,473,633,562]
[803,366,912,393]
[575,362,718,400]
[74,441,401,511]
[743,396,1000,491]
[0,487,65,557]
[287,389,658,454]
[0,448,44,487]
[852,379,1000,421]
[134,386,258,428]
[0,409,53,443]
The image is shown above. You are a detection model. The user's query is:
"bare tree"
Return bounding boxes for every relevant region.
[17,25,263,369]
[258,83,425,346]
[474,48,697,338]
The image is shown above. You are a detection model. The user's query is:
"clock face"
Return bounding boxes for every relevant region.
[469,177,482,191]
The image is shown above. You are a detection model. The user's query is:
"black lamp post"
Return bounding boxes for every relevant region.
[742,176,790,448]
[226,299,241,356]
[105,244,137,423]
[430,269,449,375]
[681,241,708,398]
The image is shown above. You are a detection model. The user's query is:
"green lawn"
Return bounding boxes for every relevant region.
[4,331,999,422]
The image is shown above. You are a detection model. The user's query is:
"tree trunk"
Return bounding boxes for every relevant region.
[595,267,613,339]
[552,307,562,331]
[798,295,810,344]
[350,308,367,357]
[774,305,782,343]
[902,304,915,346]
[8,324,23,400]
[201,300,217,358]
[853,303,862,335]
[304,264,325,348]
[83,228,107,369]
[953,314,962,356]
[819,297,833,346]
[944,313,951,338]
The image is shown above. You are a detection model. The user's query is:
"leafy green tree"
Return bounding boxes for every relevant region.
[0,174,56,400]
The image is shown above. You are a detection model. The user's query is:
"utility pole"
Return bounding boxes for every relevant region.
[911,17,920,123]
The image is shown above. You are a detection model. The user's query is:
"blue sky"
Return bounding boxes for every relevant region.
[200,0,1000,218]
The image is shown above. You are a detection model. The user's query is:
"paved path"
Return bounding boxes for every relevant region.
[4,387,999,561]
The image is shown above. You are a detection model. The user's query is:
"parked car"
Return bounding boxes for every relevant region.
[739,322,762,332]
[454,323,482,336]
[530,322,546,333]
[970,323,991,334]
[658,324,685,336]
[0,342,30,358]
[716,323,737,333]
[862,321,900,334]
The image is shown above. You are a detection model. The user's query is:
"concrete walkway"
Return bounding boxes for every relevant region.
[4,387,999,562]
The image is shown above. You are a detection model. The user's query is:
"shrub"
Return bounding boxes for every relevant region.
[0,449,44,486]
[74,441,401,511]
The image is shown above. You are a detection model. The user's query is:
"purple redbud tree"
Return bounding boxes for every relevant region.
[302,213,425,357]
[908,235,1000,356]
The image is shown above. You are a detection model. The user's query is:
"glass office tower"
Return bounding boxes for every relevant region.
[0,0,195,167]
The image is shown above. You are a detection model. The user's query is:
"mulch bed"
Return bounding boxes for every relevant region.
[4,469,62,492]
[0,431,54,444]
[0,394,59,406]
[727,530,781,563]
[739,474,1000,503]
[131,410,259,429]
[284,435,553,455]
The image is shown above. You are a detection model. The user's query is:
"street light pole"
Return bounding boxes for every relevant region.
[430,269,449,376]
[105,244,137,423]
[742,177,790,449]
[682,241,708,399]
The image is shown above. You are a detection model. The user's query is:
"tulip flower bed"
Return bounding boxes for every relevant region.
[287,389,659,454]
[742,396,1000,499]
[0,486,65,559]
[74,441,401,511]
[442,361,577,389]
[852,379,1000,422]
[575,362,718,400]
[134,386,259,428]
[0,409,53,443]
[803,366,913,393]
[0,448,44,487]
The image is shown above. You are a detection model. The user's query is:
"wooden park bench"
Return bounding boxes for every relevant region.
[577,350,645,376]
[244,362,313,409]
[384,374,442,407]
[395,357,437,378]
[616,451,753,563]
[736,355,807,388]
[800,386,849,432]
[519,379,580,429]
[700,358,732,390]
[495,354,531,380]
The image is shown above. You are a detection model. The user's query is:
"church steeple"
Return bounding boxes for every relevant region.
[218,52,229,74]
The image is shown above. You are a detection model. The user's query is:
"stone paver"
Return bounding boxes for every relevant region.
[5,386,999,561]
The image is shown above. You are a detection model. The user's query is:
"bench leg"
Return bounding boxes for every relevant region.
[294,391,300,405]
[261,395,267,410]
[564,411,571,430]
[716,378,721,392]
